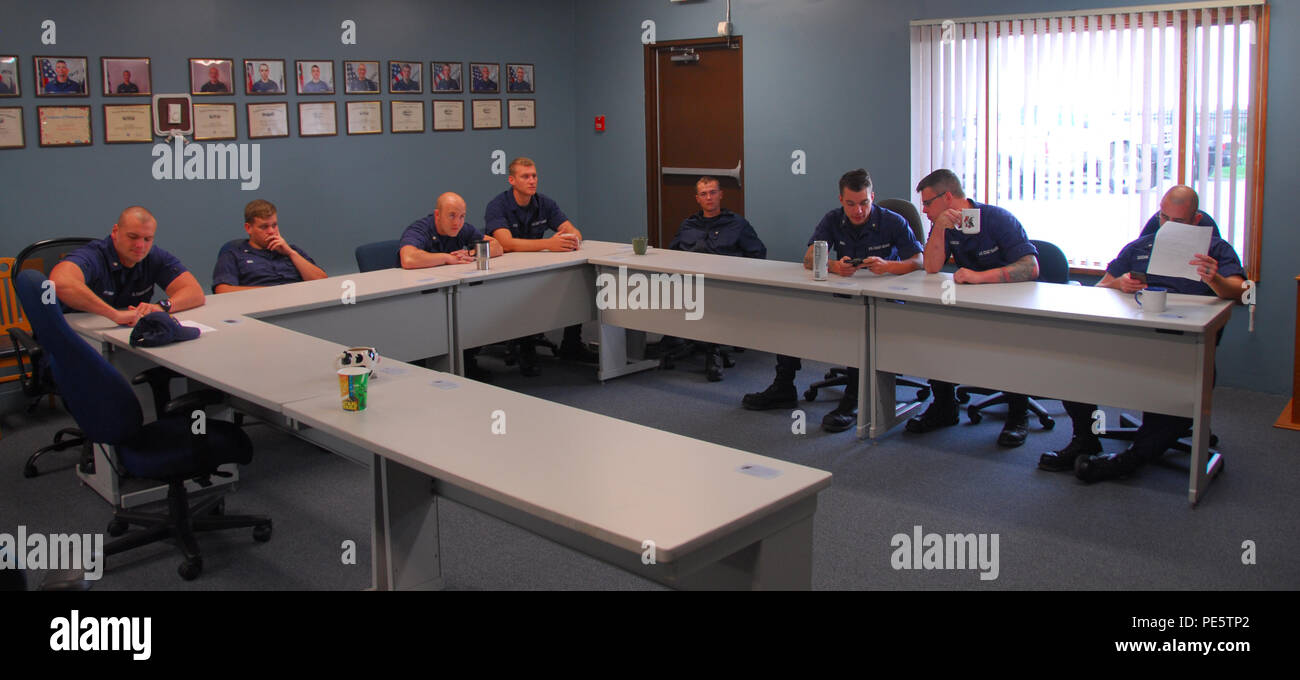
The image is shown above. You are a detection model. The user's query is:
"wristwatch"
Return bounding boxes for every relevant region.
[158,299,172,313]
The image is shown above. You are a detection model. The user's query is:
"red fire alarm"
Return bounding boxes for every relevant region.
[595,115,605,132]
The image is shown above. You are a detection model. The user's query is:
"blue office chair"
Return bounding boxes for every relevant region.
[8,238,95,477]
[15,269,271,581]
[958,240,1070,429]
[355,239,402,272]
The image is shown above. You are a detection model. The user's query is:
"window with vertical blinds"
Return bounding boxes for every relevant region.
[910,2,1268,275]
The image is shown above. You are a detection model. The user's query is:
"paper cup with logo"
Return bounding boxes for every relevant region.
[632,237,648,255]
[338,367,370,411]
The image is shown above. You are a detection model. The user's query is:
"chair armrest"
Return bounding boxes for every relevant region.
[162,389,226,419]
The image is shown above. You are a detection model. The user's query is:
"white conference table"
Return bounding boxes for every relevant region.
[283,364,831,590]
[65,242,834,589]
[587,246,878,432]
[858,270,1234,505]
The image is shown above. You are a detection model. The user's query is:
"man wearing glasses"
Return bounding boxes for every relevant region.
[905,168,1040,447]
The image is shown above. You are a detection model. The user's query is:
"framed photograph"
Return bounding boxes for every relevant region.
[0,107,24,148]
[507,99,536,129]
[34,56,88,96]
[506,63,534,94]
[0,56,18,97]
[102,57,151,96]
[103,104,153,143]
[471,99,502,130]
[246,102,288,139]
[469,63,499,94]
[432,100,464,131]
[346,100,382,135]
[190,58,234,95]
[298,101,337,137]
[37,105,91,146]
[244,59,286,95]
[390,100,425,133]
[388,60,422,94]
[431,62,462,93]
[297,60,335,95]
[193,102,237,141]
[343,60,380,94]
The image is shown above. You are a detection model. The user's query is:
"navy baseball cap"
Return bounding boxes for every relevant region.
[129,311,201,347]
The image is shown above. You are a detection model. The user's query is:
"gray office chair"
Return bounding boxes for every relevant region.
[804,198,932,402]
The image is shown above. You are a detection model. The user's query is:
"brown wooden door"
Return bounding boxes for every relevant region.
[644,37,744,248]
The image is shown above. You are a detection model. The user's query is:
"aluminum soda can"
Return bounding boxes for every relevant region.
[813,240,829,281]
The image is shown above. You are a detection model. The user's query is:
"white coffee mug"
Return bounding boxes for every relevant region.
[1135,287,1168,313]
[957,208,981,234]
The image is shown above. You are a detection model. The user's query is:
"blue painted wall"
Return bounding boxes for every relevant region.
[572,0,1296,394]
[0,0,578,284]
[2,0,1293,394]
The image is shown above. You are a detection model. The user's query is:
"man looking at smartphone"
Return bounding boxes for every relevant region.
[741,168,922,433]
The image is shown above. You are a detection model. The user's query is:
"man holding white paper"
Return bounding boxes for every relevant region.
[906,169,1041,447]
[1039,186,1247,481]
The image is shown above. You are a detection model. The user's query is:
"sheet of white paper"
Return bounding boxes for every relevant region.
[1147,222,1213,281]
[178,320,217,334]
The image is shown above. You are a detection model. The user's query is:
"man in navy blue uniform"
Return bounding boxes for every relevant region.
[907,168,1041,447]
[115,70,140,94]
[1139,190,1218,238]
[199,65,229,93]
[43,60,83,94]
[212,199,326,294]
[249,63,280,93]
[391,63,419,92]
[433,64,460,91]
[663,176,766,381]
[1039,185,1246,481]
[402,192,502,381]
[348,63,376,93]
[743,168,923,433]
[50,206,205,326]
[485,157,594,376]
[400,192,502,269]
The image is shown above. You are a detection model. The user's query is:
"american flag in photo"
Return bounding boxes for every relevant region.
[390,62,401,86]
[40,59,56,89]
[345,62,358,83]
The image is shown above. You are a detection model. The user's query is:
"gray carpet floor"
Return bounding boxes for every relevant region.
[2,348,1297,590]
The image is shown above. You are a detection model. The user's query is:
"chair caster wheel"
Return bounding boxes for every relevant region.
[956,391,971,404]
[253,522,273,543]
[1039,415,1055,430]
[804,389,817,402]
[107,518,129,537]
[23,463,39,478]
[967,407,982,424]
[916,388,931,401]
[823,370,836,380]
[178,558,202,581]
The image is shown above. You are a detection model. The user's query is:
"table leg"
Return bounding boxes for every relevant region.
[1189,334,1223,505]
[372,455,443,590]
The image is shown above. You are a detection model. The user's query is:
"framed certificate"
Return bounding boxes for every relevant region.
[471,99,502,130]
[507,99,536,129]
[298,101,337,137]
[432,100,464,131]
[0,107,24,148]
[246,102,288,139]
[193,103,236,141]
[346,100,382,135]
[103,104,153,143]
[37,105,92,146]
[390,100,425,133]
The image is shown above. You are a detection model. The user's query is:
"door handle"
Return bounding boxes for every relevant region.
[662,160,742,187]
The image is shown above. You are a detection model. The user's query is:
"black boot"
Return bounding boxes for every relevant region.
[705,349,723,382]
[1038,435,1102,472]
[742,381,797,410]
[821,396,857,433]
